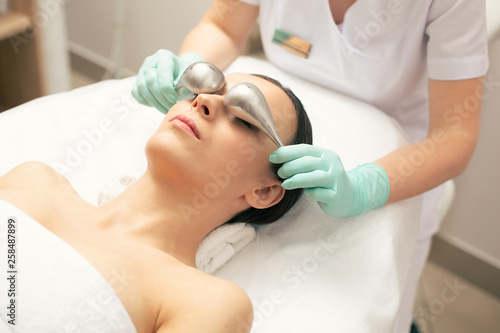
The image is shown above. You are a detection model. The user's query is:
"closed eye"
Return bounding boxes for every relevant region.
[229,112,255,130]
[238,118,253,129]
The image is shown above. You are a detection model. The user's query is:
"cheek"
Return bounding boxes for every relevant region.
[144,133,179,170]
[225,134,276,180]
[145,129,201,177]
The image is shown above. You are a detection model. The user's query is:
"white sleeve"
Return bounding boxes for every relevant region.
[238,0,259,6]
[425,0,489,80]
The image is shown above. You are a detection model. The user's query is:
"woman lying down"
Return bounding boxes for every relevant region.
[0,72,312,332]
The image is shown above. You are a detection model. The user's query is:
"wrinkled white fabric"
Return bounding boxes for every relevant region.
[0,200,137,333]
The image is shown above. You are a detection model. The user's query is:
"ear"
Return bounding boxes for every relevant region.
[244,181,286,209]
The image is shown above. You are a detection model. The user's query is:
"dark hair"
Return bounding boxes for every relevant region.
[227,74,313,225]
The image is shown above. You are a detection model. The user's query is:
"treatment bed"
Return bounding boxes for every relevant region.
[0,56,422,332]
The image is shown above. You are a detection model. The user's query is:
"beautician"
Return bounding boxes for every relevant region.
[131,1,489,332]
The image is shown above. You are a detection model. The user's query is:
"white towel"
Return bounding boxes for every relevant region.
[0,199,137,333]
[196,222,256,274]
[97,174,256,274]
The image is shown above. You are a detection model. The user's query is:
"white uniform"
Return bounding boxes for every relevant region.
[238,0,489,332]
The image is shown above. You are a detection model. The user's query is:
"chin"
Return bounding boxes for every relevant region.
[145,134,195,178]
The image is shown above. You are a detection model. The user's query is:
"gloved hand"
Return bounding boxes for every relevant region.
[269,144,390,217]
[131,50,205,114]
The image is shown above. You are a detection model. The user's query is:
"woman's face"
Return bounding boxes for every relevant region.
[146,73,297,206]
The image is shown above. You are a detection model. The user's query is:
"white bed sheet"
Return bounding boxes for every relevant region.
[0,56,421,332]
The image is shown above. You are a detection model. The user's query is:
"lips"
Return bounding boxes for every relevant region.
[170,114,200,140]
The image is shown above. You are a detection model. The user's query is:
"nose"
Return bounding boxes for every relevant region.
[190,93,224,121]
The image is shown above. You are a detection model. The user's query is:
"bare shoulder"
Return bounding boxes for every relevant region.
[0,161,81,223]
[0,161,74,192]
[202,275,254,330]
[156,268,254,333]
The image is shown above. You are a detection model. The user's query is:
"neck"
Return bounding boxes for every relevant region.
[93,170,244,267]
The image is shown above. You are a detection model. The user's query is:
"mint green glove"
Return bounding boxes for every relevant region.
[269,144,390,217]
[131,50,205,114]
